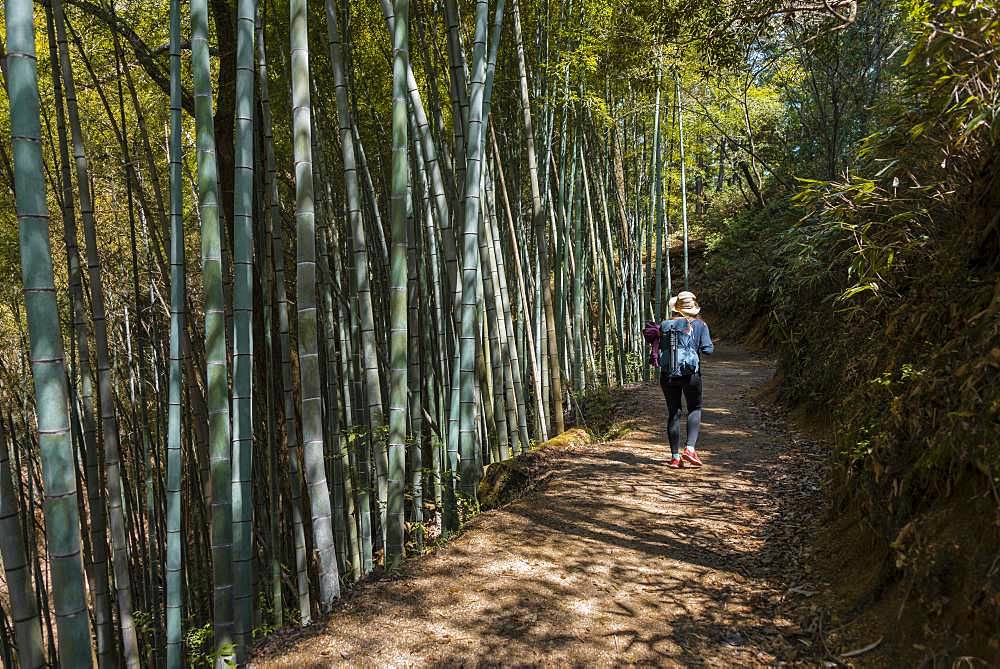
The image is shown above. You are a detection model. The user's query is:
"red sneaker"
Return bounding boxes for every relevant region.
[668,457,683,468]
[681,449,704,467]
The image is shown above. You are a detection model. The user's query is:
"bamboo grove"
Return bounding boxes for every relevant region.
[0,0,793,665]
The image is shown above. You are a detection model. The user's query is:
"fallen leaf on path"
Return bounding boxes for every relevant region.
[787,586,818,597]
[838,636,883,658]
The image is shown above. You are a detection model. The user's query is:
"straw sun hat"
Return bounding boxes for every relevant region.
[668,291,701,317]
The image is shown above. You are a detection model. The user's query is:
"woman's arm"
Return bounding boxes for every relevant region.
[699,321,715,356]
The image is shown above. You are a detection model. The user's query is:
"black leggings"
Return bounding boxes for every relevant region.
[659,373,703,456]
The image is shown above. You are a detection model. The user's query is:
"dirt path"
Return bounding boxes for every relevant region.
[254,343,827,667]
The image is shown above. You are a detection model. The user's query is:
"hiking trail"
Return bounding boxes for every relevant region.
[254,342,829,667]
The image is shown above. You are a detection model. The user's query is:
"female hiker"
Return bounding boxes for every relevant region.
[659,291,714,468]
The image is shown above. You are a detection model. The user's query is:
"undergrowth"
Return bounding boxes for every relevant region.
[570,386,632,442]
[702,1,1000,661]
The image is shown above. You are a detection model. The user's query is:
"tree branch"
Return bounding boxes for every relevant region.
[64,0,194,114]
[680,87,793,189]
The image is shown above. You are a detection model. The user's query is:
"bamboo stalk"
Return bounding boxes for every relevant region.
[231,0,256,659]
[290,0,342,610]
[6,0,93,662]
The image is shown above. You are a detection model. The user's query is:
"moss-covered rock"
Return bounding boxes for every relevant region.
[478,428,592,510]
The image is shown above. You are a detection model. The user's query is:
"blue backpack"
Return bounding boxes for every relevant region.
[659,319,700,378]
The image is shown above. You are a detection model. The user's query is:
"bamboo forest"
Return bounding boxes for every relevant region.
[0,0,998,665]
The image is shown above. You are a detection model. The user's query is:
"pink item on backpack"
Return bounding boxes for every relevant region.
[642,320,662,367]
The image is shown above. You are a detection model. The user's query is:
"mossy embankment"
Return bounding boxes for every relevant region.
[696,10,1000,659]
[701,208,999,664]
[478,386,635,511]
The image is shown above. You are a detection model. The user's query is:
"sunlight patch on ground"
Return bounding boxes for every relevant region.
[570,598,597,616]
[482,557,535,577]
[711,428,753,437]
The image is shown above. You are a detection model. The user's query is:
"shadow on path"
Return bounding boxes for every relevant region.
[253,344,825,668]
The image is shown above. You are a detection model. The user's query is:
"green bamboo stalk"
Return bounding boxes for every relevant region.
[444,0,469,202]
[353,129,390,265]
[352,125,391,547]
[309,115,349,576]
[593,134,621,385]
[97,1,157,546]
[579,145,606,386]
[111,25,164,653]
[556,80,575,366]
[554,122,578,382]
[610,123,629,381]
[290,0,341,609]
[662,84,677,304]
[43,6,115,663]
[478,0,511,458]
[478,273,499,466]
[232,0,255,660]
[514,0,563,435]
[386,0,410,569]
[481,171,522,456]
[317,237,340,563]
[7,403,53,663]
[328,227,363,579]
[378,0,458,336]
[307,126,361,577]
[51,2,140,663]
[641,105,653,327]
[405,150,424,548]
[487,127,533,451]
[445,330,461,530]
[410,131,444,509]
[6,0,92,662]
[651,66,664,319]
[255,15,309,623]
[192,0,235,659]
[458,0,490,499]
[675,70,689,293]
[572,141,586,391]
[258,113,284,629]
[478,191,510,459]
[411,113,447,399]
[0,427,45,669]
[324,0,379,572]
[166,0,185,660]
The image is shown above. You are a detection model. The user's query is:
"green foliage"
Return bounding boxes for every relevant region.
[703,1,1000,651]
[572,386,629,441]
[184,623,214,667]
[404,521,427,555]
[251,592,278,640]
[455,489,480,525]
[623,350,644,382]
